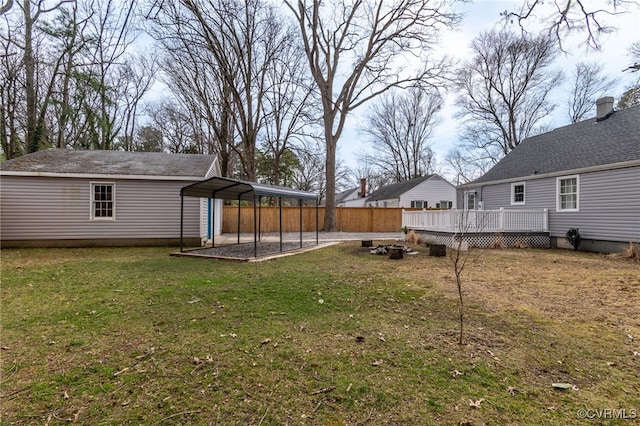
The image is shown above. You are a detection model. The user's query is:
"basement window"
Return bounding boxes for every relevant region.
[91,182,115,220]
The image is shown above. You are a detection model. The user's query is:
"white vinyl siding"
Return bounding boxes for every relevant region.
[398,176,457,209]
[557,175,579,212]
[0,176,202,241]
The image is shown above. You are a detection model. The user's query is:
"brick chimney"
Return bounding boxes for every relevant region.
[596,96,614,121]
[360,178,366,197]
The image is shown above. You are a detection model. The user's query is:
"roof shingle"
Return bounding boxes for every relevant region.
[366,175,434,201]
[0,149,216,178]
[472,105,640,184]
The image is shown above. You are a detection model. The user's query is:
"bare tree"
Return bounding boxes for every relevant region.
[180,0,284,180]
[150,6,238,170]
[290,138,352,202]
[360,87,441,182]
[133,124,163,152]
[567,61,617,123]
[0,0,150,156]
[284,0,459,230]
[83,0,139,150]
[618,85,640,109]
[502,0,634,50]
[147,100,198,154]
[449,30,562,180]
[0,25,22,159]
[351,156,394,196]
[12,0,73,153]
[148,0,290,180]
[449,205,486,345]
[46,3,92,149]
[629,40,640,66]
[619,40,640,109]
[1,0,14,15]
[291,139,326,197]
[259,23,318,186]
[116,55,158,151]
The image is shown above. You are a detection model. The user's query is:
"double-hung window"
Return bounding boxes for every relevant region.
[557,175,579,211]
[464,191,477,210]
[511,182,525,205]
[91,182,115,220]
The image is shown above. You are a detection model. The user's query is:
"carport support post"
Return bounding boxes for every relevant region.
[299,199,303,248]
[254,196,258,258]
[279,197,283,252]
[258,196,262,242]
[237,196,241,244]
[211,197,215,248]
[180,194,184,252]
[316,199,319,245]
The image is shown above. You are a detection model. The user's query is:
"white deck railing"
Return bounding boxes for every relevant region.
[402,208,549,233]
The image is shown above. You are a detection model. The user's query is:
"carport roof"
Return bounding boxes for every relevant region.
[181,176,318,201]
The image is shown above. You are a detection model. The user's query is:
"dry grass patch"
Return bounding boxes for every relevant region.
[1,244,639,425]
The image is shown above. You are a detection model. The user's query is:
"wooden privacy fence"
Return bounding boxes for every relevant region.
[222,206,423,233]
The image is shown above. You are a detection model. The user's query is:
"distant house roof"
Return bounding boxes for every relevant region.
[336,187,359,204]
[366,175,434,202]
[471,105,640,185]
[0,149,217,179]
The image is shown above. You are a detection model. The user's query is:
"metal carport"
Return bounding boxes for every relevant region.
[179,176,319,257]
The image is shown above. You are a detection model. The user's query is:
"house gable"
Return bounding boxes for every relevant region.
[366,175,456,208]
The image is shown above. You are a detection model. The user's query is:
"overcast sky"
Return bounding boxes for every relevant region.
[339,0,640,181]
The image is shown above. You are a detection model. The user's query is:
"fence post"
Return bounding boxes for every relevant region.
[370,206,374,232]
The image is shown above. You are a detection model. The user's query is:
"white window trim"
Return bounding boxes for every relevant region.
[464,191,477,210]
[511,182,526,205]
[556,175,579,212]
[90,182,116,221]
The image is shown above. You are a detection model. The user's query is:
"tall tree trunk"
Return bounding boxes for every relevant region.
[323,132,337,231]
[23,0,38,153]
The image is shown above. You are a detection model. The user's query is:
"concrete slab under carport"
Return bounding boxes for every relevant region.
[171,232,403,262]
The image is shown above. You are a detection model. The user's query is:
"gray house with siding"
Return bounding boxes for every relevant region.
[460,98,639,253]
[0,149,220,248]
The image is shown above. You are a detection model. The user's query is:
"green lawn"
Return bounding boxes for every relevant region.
[1,244,638,425]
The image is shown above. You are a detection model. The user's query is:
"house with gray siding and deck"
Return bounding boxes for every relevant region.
[0,149,221,248]
[459,97,640,253]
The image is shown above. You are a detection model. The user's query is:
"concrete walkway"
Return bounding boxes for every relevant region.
[212,231,405,245]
